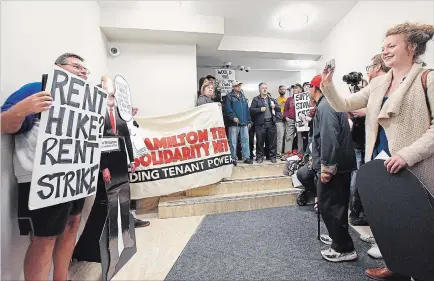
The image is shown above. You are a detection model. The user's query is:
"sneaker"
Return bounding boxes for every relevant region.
[367,244,383,259]
[320,234,333,245]
[232,160,237,166]
[321,248,357,262]
[270,158,277,163]
[256,158,263,164]
[360,234,376,244]
[243,159,253,164]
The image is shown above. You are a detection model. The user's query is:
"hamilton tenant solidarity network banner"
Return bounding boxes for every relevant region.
[129,103,233,199]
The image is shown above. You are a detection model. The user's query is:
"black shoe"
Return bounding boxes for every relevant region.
[233,160,237,166]
[244,159,253,164]
[135,218,150,228]
[256,158,263,163]
[270,158,277,163]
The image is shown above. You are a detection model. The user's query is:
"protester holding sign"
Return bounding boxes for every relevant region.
[0,53,94,281]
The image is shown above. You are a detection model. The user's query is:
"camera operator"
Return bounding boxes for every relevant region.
[343,73,369,226]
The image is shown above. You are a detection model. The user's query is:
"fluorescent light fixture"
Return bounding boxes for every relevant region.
[274,3,318,31]
[279,14,308,30]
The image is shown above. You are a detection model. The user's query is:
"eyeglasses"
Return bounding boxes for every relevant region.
[365,64,378,72]
[60,63,90,74]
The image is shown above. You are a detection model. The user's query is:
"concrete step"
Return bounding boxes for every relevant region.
[186,176,293,197]
[229,162,285,180]
[158,189,300,219]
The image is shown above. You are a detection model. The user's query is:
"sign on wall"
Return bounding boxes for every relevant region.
[29,66,108,210]
[294,92,313,132]
[215,69,236,96]
[129,103,233,199]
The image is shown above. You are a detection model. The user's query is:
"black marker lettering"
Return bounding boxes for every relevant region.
[67,77,84,108]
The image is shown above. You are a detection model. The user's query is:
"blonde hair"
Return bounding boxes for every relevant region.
[371,54,391,72]
[200,79,211,95]
[386,22,434,66]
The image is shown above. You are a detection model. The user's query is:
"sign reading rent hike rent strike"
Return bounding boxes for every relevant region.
[29,66,108,210]
[129,103,233,199]
[294,92,313,132]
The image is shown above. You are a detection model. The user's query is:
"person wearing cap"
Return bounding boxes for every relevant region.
[206,74,222,103]
[224,80,253,165]
[250,82,280,163]
[309,74,357,262]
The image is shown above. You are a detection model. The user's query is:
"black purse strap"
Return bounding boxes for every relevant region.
[422,69,433,120]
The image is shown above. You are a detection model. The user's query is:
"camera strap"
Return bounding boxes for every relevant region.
[422,69,433,120]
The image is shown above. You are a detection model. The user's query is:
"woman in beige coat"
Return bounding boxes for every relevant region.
[321,22,434,280]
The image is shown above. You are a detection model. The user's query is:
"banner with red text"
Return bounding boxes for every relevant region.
[129,103,233,199]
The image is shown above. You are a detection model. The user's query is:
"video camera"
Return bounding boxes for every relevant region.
[343,72,363,92]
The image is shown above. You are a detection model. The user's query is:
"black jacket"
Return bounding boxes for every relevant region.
[100,106,134,174]
[311,96,356,174]
[250,94,281,126]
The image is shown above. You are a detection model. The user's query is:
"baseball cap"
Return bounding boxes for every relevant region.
[310,75,322,88]
[232,80,243,86]
[206,75,216,80]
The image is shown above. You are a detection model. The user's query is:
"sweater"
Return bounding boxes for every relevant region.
[284,95,296,119]
[321,63,434,196]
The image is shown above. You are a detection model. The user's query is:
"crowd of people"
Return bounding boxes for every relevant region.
[1,20,433,281]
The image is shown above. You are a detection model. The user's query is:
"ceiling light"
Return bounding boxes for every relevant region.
[279,14,309,30]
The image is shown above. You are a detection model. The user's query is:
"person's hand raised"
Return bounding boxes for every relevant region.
[322,67,335,85]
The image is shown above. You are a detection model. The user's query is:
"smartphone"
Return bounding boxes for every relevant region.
[325,59,335,70]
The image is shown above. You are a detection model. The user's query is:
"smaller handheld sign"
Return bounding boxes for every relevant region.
[114,75,133,122]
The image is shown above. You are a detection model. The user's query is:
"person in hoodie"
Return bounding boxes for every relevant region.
[224,80,253,165]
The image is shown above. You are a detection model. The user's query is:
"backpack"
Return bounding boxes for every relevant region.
[422,69,433,119]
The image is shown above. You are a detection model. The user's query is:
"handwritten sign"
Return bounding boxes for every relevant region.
[114,75,133,122]
[294,92,313,132]
[29,66,108,210]
[215,69,235,96]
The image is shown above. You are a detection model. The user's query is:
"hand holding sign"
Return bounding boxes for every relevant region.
[15,91,53,114]
[103,168,111,183]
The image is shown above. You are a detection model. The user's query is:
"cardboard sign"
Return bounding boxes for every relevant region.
[29,66,108,210]
[129,103,233,199]
[294,92,313,132]
[114,75,132,122]
[215,69,235,96]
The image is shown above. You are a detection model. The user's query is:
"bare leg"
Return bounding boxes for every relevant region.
[24,236,56,281]
[53,214,81,281]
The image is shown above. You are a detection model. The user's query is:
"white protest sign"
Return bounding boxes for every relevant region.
[29,66,108,210]
[215,69,236,96]
[114,75,133,122]
[101,137,120,152]
[294,92,313,132]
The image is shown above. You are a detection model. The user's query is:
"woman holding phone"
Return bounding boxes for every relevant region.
[321,22,434,280]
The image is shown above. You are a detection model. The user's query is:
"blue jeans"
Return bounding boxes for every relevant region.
[228,125,250,161]
[350,150,363,193]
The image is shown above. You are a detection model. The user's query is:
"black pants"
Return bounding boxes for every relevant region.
[296,165,316,194]
[255,120,277,160]
[317,172,354,253]
[249,125,255,159]
[350,188,365,219]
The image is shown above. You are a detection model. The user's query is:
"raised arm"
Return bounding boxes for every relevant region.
[320,68,371,112]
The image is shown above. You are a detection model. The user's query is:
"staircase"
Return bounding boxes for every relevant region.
[158,162,299,219]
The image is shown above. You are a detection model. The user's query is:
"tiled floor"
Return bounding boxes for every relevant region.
[69,208,374,281]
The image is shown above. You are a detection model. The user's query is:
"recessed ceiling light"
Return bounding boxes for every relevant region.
[279,14,309,30]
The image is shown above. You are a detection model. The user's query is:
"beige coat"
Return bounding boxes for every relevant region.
[321,63,434,196]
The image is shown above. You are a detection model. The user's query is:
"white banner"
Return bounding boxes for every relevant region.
[129,103,233,199]
[29,66,108,210]
[215,69,236,96]
[294,92,313,132]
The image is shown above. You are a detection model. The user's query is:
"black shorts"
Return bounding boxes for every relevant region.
[18,182,85,237]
